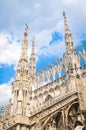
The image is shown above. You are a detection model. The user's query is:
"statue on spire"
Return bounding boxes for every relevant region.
[63,11,66,17]
[63,11,74,55]
[25,23,28,31]
[31,36,35,55]
[32,36,35,46]
[29,36,36,77]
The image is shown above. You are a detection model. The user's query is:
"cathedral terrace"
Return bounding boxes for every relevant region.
[0,12,86,130]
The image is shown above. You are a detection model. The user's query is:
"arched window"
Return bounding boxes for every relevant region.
[45,94,52,101]
[17,90,19,97]
[80,57,85,67]
[44,77,48,84]
[49,88,54,93]
[61,68,66,77]
[50,74,53,82]
[44,91,48,96]
[55,72,59,80]
[25,90,27,96]
[68,62,72,70]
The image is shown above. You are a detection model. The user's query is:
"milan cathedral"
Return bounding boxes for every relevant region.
[0,12,86,130]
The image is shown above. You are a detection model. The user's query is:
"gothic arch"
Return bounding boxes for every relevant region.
[45,94,53,102]
[42,110,64,130]
[61,67,66,77]
[33,95,37,100]
[38,93,43,98]
[42,115,56,130]
[80,56,86,68]
[74,121,83,128]
[55,85,60,90]
[67,102,84,130]
[50,74,53,82]
[49,88,54,93]
[55,71,59,80]
[44,76,48,84]
[44,91,48,96]
[55,111,64,130]
[40,78,43,86]
[67,101,78,116]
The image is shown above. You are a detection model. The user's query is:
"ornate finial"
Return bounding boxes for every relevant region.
[31,36,35,55]
[63,11,74,55]
[63,11,66,17]
[20,24,28,62]
[32,36,35,44]
[25,23,28,31]
[24,24,28,37]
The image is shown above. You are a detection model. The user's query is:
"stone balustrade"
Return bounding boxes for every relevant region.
[30,88,77,116]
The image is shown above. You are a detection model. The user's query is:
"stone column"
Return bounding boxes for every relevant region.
[62,109,67,130]
[26,103,30,116]
[51,120,56,130]
[10,103,13,116]
[21,125,27,130]
[16,124,21,130]
[27,127,29,130]
[35,122,41,130]
[17,101,22,114]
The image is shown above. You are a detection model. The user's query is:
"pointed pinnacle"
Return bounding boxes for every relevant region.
[31,36,35,55]
[32,36,35,45]
[24,24,28,37]
[25,23,28,31]
[63,11,66,17]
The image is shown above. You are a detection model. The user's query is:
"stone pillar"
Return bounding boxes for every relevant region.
[26,104,30,116]
[62,109,67,130]
[35,122,41,130]
[10,103,13,116]
[16,124,21,130]
[21,125,27,130]
[76,76,86,110]
[19,89,23,100]
[17,101,22,114]
[51,120,56,130]
[27,127,29,130]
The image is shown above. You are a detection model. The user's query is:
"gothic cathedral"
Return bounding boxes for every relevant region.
[0,12,86,130]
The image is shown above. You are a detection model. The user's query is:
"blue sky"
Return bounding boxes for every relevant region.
[0,0,86,105]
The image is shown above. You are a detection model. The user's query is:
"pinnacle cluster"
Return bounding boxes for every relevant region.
[0,12,86,130]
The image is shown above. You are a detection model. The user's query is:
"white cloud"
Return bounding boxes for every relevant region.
[34,28,65,57]
[0,78,14,106]
[0,2,86,67]
[0,0,86,106]
[0,84,11,106]
[0,32,32,68]
[0,33,21,66]
[61,0,79,5]
[34,3,41,8]
[0,0,85,38]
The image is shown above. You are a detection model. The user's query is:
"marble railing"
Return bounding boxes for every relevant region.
[30,88,77,116]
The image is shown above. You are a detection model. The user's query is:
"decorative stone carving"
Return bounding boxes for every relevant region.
[0,12,86,130]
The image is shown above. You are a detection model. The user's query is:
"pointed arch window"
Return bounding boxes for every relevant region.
[61,68,66,77]
[80,57,85,67]
[55,72,59,80]
[44,77,48,84]
[45,94,53,101]
[50,75,53,82]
